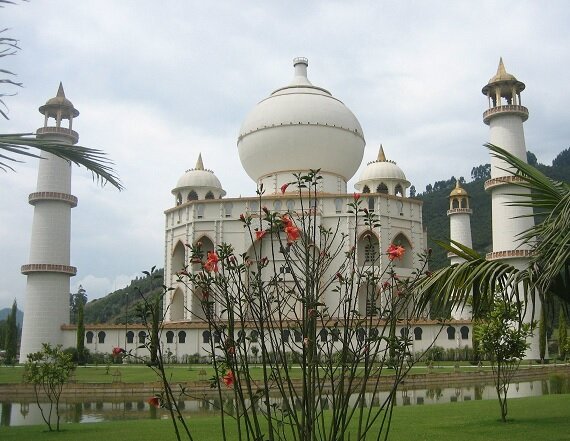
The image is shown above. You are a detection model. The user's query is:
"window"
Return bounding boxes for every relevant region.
[369,328,379,339]
[281,330,290,343]
[237,330,246,343]
[368,197,375,212]
[178,331,186,344]
[166,331,174,344]
[452,198,459,209]
[213,331,221,344]
[188,191,198,201]
[224,202,233,218]
[86,331,94,344]
[205,191,215,200]
[366,292,378,316]
[395,184,404,197]
[460,326,469,340]
[319,329,328,342]
[273,200,282,211]
[196,204,205,219]
[98,331,106,344]
[334,198,343,213]
[202,331,211,343]
[331,329,340,342]
[364,243,377,263]
[377,183,388,194]
[461,198,468,209]
[138,331,146,344]
[362,185,370,193]
[356,328,366,342]
[294,330,302,343]
[447,326,456,340]
[250,330,259,343]
[126,331,134,344]
[400,327,409,338]
[286,200,295,211]
[176,193,182,206]
[414,327,423,341]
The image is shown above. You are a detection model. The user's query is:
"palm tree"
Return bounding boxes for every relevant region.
[416,143,570,318]
[0,133,123,190]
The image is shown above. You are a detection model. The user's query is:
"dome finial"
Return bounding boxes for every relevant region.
[290,57,312,86]
[57,82,66,98]
[377,144,386,162]
[195,153,204,170]
[496,57,507,77]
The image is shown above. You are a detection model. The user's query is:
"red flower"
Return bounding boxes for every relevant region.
[308,309,318,318]
[336,272,344,282]
[280,183,290,194]
[353,192,361,201]
[285,225,301,244]
[381,281,391,290]
[147,396,160,408]
[222,370,235,388]
[282,214,293,228]
[204,251,219,272]
[255,230,267,240]
[227,346,235,356]
[112,347,125,356]
[387,244,405,261]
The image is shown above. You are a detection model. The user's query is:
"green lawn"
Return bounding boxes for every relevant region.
[0,362,497,384]
[1,394,569,441]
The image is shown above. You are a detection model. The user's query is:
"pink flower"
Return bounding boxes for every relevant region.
[381,281,390,290]
[112,347,125,356]
[282,214,293,228]
[255,230,267,240]
[222,370,235,388]
[353,192,361,201]
[147,396,160,408]
[387,244,405,261]
[204,251,219,272]
[285,225,301,244]
[280,183,290,194]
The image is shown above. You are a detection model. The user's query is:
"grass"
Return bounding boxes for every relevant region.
[0,362,500,385]
[1,394,569,441]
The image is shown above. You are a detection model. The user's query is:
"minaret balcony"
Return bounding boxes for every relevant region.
[486,249,533,261]
[484,175,527,191]
[446,208,472,216]
[29,191,78,207]
[36,126,79,143]
[483,104,528,124]
[21,263,77,275]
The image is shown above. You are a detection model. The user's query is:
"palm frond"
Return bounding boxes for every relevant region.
[0,133,123,190]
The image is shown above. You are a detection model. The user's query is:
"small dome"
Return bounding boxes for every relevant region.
[482,58,525,96]
[39,83,79,118]
[355,146,410,194]
[449,181,468,197]
[238,58,365,184]
[172,154,226,197]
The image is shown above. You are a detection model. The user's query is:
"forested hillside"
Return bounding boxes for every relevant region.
[418,147,570,269]
[83,268,163,325]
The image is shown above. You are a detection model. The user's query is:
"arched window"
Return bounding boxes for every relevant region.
[250,330,259,343]
[86,331,94,344]
[205,191,215,200]
[400,327,409,338]
[334,198,343,213]
[331,328,340,342]
[281,330,290,343]
[319,329,328,343]
[166,331,174,344]
[213,331,221,344]
[171,242,185,275]
[358,232,379,266]
[460,326,469,340]
[414,327,423,341]
[362,185,370,194]
[138,331,146,344]
[294,330,302,342]
[176,193,182,206]
[178,331,186,344]
[461,198,468,209]
[452,198,459,209]
[273,200,282,211]
[447,326,456,340]
[188,191,198,201]
[286,200,295,211]
[237,330,246,343]
[202,331,211,343]
[126,331,134,344]
[369,328,379,339]
[392,233,413,268]
[377,183,388,194]
[356,328,366,342]
[98,331,106,344]
[395,184,404,197]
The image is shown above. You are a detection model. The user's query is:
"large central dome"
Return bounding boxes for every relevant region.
[237,58,365,193]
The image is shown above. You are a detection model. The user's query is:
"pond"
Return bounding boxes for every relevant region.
[2,375,569,427]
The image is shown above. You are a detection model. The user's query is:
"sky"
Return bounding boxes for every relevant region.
[1,1,570,310]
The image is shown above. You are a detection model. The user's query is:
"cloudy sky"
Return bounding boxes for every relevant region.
[1,1,569,309]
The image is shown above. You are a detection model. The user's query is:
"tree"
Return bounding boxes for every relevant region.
[559,309,568,360]
[409,184,416,197]
[76,301,86,365]
[70,285,87,324]
[475,299,531,422]
[470,163,491,181]
[23,343,75,432]
[417,144,570,318]
[3,300,18,364]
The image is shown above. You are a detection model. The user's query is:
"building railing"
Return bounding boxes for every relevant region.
[446,208,472,215]
[36,126,79,143]
[483,104,528,124]
[484,175,526,191]
[21,263,77,275]
[29,191,78,207]
[486,249,533,261]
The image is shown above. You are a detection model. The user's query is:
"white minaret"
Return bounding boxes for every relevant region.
[482,59,541,359]
[447,181,473,320]
[19,84,79,362]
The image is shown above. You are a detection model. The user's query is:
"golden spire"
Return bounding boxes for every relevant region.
[195,153,204,170]
[377,144,386,162]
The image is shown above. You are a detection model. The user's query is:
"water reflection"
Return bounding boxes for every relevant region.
[1,376,569,427]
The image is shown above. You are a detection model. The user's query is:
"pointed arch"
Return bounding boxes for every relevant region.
[452,198,460,209]
[391,232,413,268]
[394,184,404,197]
[358,231,380,266]
[377,183,388,194]
[169,287,185,321]
[362,185,370,194]
[171,240,186,275]
[205,191,215,200]
[176,193,182,206]
[188,190,198,201]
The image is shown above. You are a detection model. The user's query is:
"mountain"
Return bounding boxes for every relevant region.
[417,147,570,269]
[0,307,23,326]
